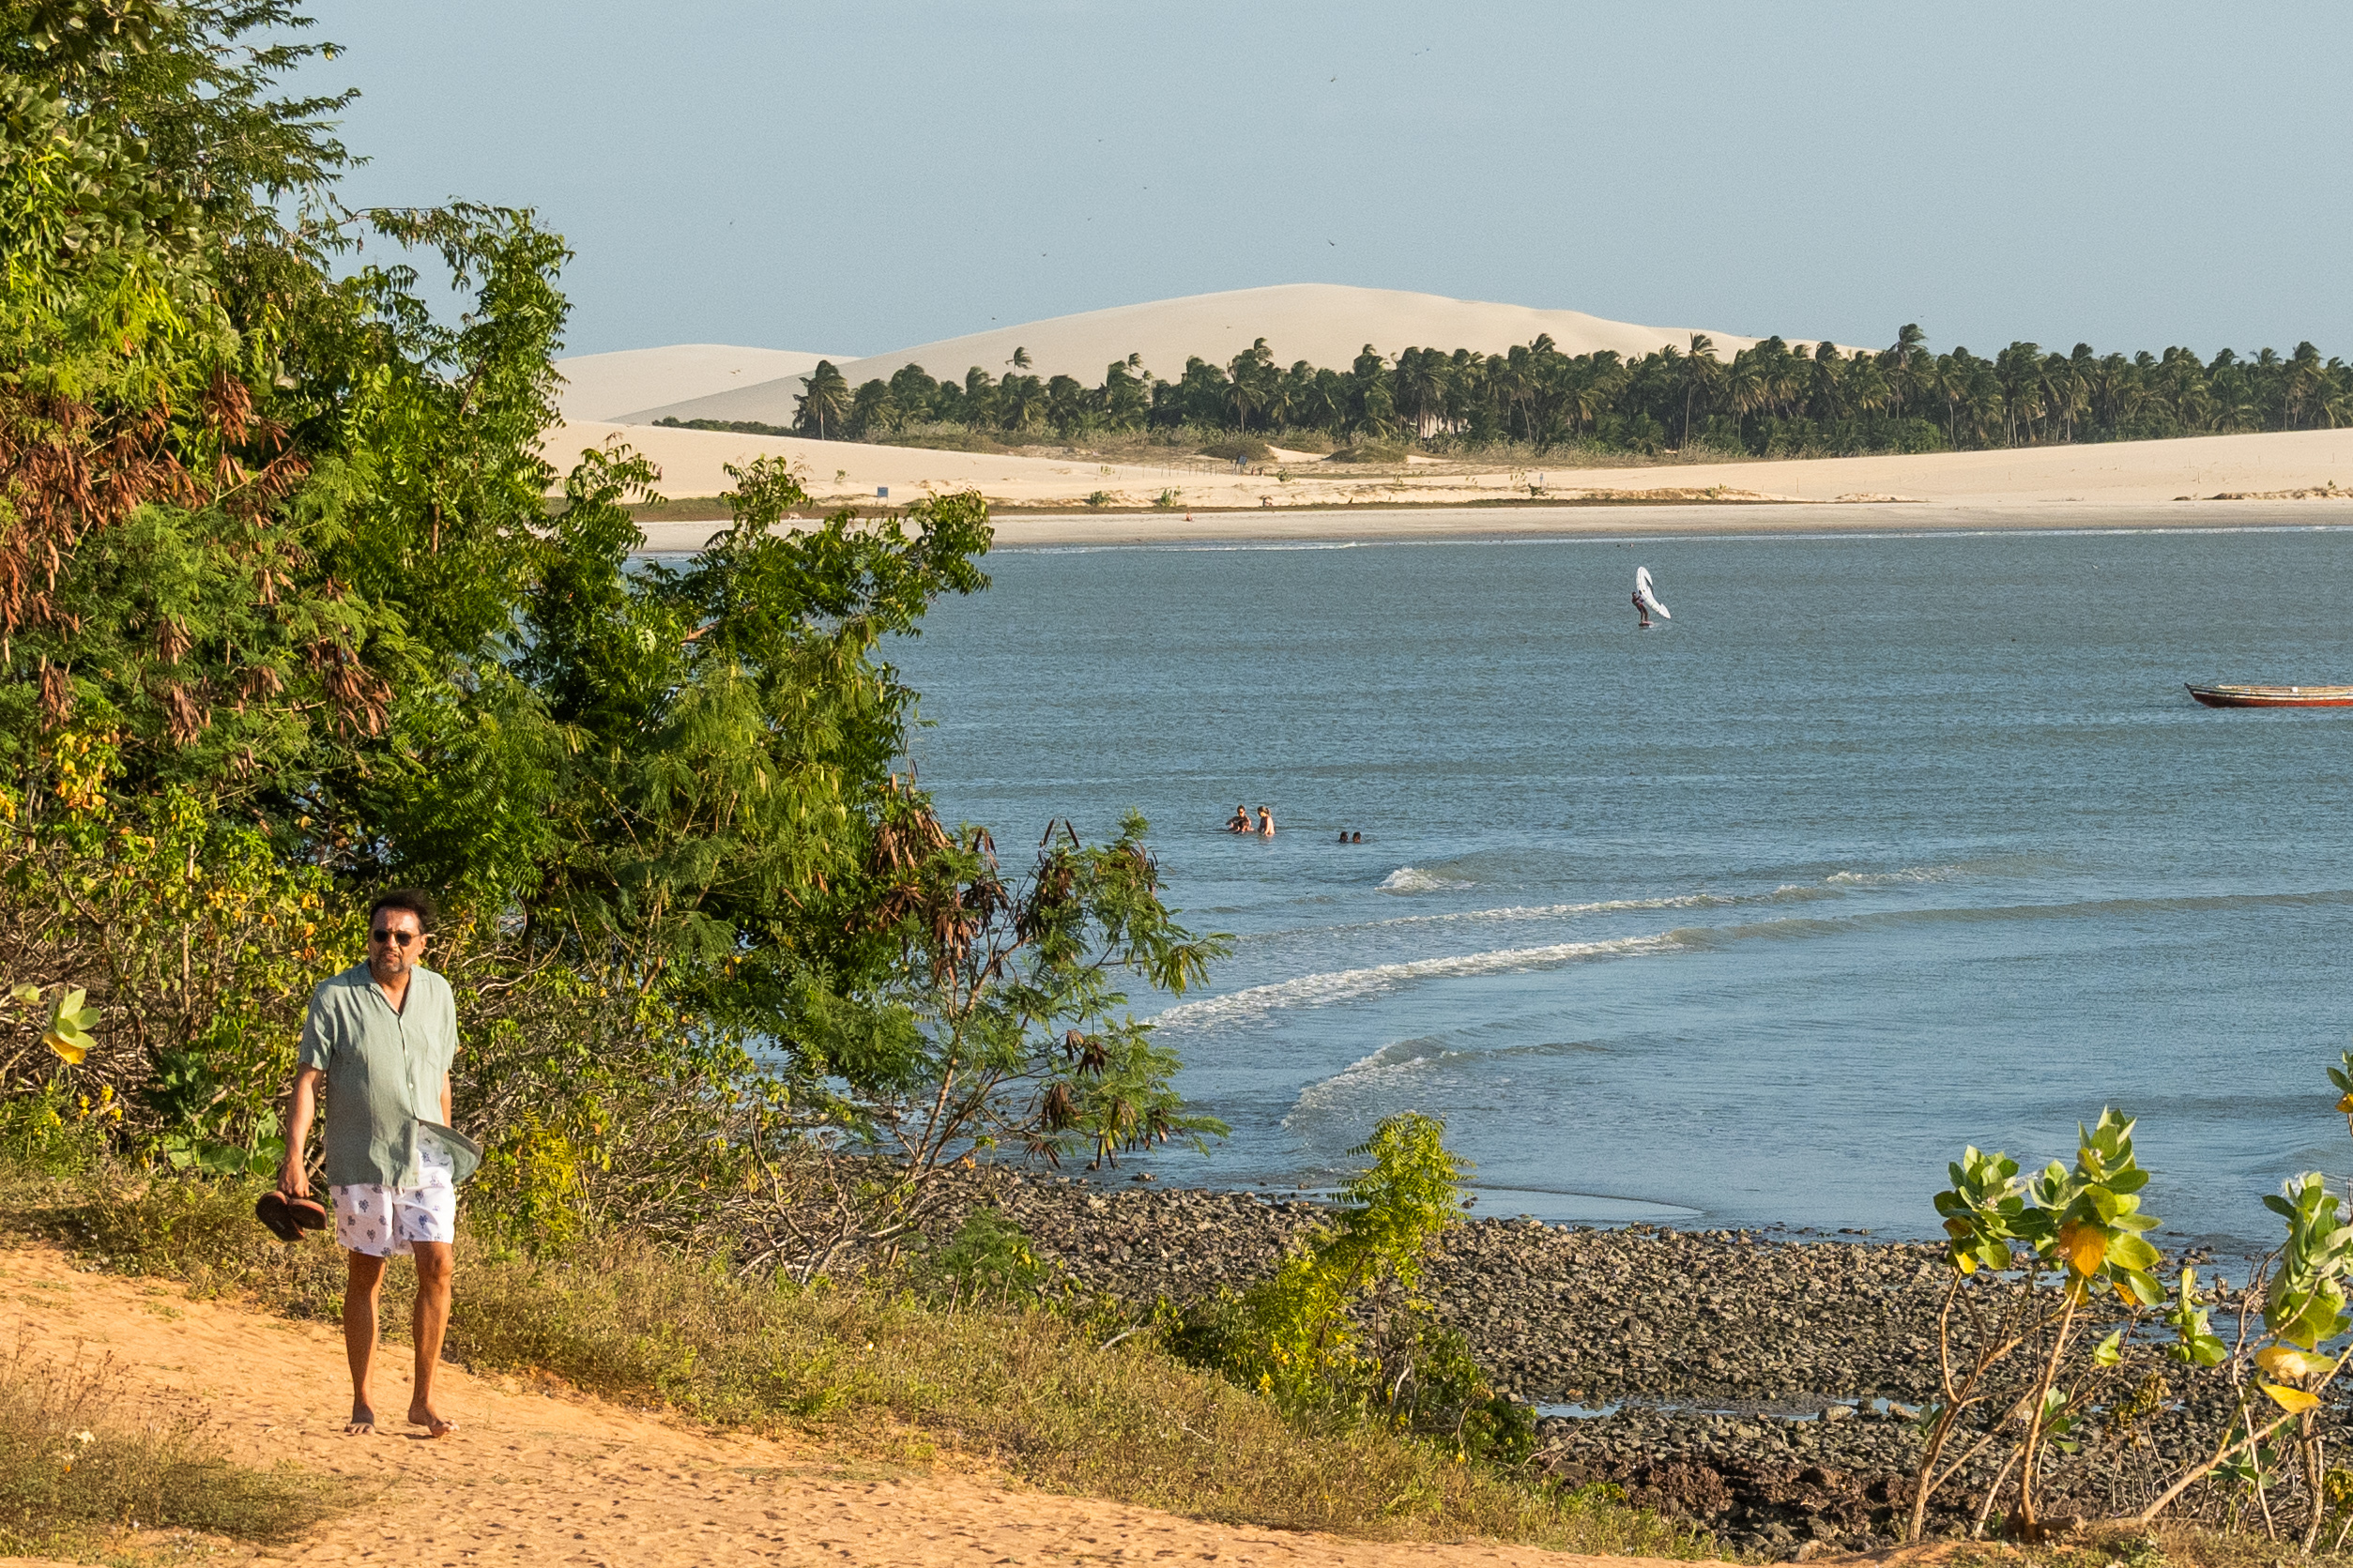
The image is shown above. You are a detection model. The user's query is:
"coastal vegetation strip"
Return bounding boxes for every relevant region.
[742,327,2353,465]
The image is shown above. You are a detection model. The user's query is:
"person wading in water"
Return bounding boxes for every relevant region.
[278,890,466,1439]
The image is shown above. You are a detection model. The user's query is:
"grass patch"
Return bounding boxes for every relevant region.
[1931,1521,2353,1568]
[3,1165,1713,1555]
[0,1334,341,1557]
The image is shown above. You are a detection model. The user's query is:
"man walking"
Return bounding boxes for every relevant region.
[279,889,463,1439]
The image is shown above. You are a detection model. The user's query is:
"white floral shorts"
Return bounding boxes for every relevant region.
[331,1140,456,1256]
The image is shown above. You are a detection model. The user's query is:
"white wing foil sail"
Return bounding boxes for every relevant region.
[1633,566,1671,620]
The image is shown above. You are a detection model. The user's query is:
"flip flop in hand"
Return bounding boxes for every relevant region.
[254,1189,329,1242]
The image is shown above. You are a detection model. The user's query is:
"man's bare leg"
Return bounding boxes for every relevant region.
[344,1251,388,1433]
[407,1241,457,1438]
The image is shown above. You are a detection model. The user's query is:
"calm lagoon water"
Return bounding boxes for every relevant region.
[886,524,2353,1248]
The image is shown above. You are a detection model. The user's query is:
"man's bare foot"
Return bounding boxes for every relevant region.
[407,1401,458,1439]
[346,1402,375,1435]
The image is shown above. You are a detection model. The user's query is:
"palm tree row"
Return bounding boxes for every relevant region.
[773,328,2353,458]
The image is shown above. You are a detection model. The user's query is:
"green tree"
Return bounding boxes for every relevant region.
[793,359,851,439]
[755,810,1230,1277]
[1677,333,1722,447]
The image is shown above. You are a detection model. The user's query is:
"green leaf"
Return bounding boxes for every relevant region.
[2093,1329,2125,1366]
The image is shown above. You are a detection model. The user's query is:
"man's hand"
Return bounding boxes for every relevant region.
[283,1065,325,1197]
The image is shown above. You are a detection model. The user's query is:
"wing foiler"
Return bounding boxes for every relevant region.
[1633,566,1671,627]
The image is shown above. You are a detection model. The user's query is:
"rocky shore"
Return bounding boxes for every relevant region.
[949,1174,2263,1558]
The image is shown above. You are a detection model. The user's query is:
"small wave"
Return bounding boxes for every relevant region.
[1379,866,1476,893]
[1152,933,1679,1030]
[1284,1037,1461,1127]
[1825,865,1963,887]
[1672,887,2353,950]
[1283,1037,1612,1131]
[1326,887,1835,937]
[1157,887,2353,1033]
[1358,891,1724,927]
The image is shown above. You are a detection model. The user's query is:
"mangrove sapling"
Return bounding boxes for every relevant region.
[1911,1111,2165,1541]
[2128,1168,2353,1543]
[2120,1052,2353,1539]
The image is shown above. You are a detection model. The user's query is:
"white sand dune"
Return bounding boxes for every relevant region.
[619,284,1816,427]
[542,419,2353,552]
[556,343,844,422]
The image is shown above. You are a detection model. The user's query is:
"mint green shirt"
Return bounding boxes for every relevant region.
[298,961,459,1189]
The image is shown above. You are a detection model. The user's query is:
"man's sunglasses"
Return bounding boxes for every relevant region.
[370,929,423,946]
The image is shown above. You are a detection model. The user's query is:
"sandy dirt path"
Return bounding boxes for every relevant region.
[0,1246,1632,1567]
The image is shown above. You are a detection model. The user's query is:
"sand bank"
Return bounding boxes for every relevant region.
[560,416,2353,553]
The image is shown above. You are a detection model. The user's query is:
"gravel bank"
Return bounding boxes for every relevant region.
[951,1175,2273,1558]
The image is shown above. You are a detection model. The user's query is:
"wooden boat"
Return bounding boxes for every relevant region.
[2186,682,2353,708]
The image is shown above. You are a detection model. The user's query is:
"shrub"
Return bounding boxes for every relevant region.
[1168,1114,1533,1465]
[1199,437,1272,464]
[1328,443,1408,464]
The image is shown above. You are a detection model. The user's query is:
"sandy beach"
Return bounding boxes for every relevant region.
[556,417,2353,553]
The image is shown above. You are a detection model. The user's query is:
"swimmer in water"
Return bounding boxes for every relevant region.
[1257,806,1275,838]
[1227,804,1250,833]
[1351,831,1362,844]
[1336,830,1348,844]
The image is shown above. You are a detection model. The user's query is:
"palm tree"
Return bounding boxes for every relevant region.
[998,373,1048,433]
[1883,324,1927,416]
[793,359,851,440]
[1227,338,1276,432]
[1842,352,1891,421]
[1100,358,1149,431]
[848,378,898,438]
[1725,351,1771,439]
[2284,343,2324,430]
[1805,341,1846,424]
[1993,343,2044,445]
[1395,347,1449,439]
[1918,354,1966,448]
[1678,333,1722,448]
[1009,346,1032,370]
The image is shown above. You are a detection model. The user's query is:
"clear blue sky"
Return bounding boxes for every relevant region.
[304,1,2352,361]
